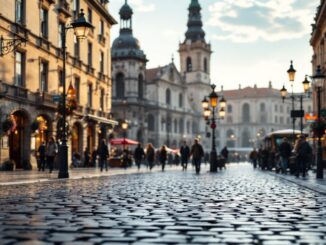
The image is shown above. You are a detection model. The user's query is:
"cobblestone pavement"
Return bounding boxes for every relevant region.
[0,163,325,245]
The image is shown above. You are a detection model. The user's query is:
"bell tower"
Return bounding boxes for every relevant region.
[178,0,212,85]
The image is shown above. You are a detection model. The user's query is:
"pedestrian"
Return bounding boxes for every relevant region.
[249,148,258,168]
[72,152,81,168]
[38,141,46,171]
[145,143,155,170]
[98,139,109,172]
[220,146,229,163]
[278,137,292,174]
[180,141,190,170]
[91,149,98,168]
[159,145,167,171]
[84,148,90,167]
[295,135,312,178]
[190,138,204,174]
[46,137,58,173]
[134,143,145,170]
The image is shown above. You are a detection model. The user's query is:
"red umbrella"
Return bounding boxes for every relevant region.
[110,138,139,145]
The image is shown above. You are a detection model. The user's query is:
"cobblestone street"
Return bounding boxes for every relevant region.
[0,163,325,245]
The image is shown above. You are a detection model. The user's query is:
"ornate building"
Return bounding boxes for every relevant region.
[0,0,117,169]
[111,0,211,148]
[215,83,312,150]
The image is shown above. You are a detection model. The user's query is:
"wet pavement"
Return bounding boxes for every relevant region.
[0,163,325,245]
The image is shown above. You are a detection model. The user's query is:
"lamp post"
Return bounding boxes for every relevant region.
[201,84,226,172]
[58,9,93,179]
[312,65,325,179]
[280,61,310,141]
[121,120,128,150]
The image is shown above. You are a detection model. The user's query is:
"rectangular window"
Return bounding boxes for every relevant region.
[74,76,80,103]
[88,8,92,24]
[40,8,48,39]
[99,20,104,36]
[58,22,65,48]
[73,0,80,19]
[100,51,104,73]
[40,60,48,92]
[87,83,93,107]
[15,51,25,86]
[74,35,80,58]
[15,0,24,24]
[87,42,92,67]
[100,89,105,110]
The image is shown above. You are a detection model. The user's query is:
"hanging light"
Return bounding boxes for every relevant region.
[204,108,211,120]
[219,96,226,109]
[209,85,218,108]
[71,9,94,39]
[122,120,128,130]
[201,97,209,109]
[302,75,310,93]
[219,107,225,118]
[280,85,287,102]
[287,60,296,82]
[67,82,76,100]
[313,65,325,87]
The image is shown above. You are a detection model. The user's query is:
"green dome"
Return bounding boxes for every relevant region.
[119,0,133,20]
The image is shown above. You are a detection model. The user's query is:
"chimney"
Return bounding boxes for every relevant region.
[269,81,272,89]
[254,84,257,89]
[239,84,241,90]
[221,85,224,92]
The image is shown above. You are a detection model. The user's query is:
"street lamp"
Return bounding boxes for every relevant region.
[121,120,128,150]
[312,65,325,179]
[58,9,93,179]
[201,84,226,172]
[280,61,310,139]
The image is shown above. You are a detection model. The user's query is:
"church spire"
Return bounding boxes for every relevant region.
[185,0,205,42]
[119,0,133,32]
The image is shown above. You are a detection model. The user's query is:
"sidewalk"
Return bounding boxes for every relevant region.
[0,166,167,186]
[267,169,326,195]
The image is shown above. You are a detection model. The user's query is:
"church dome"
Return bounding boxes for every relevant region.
[119,1,133,20]
[112,29,140,50]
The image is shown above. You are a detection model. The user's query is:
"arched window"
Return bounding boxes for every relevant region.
[138,74,144,99]
[260,103,265,112]
[242,103,250,122]
[166,88,171,105]
[204,58,208,73]
[186,57,192,72]
[242,130,250,147]
[179,93,183,107]
[116,73,124,98]
[148,114,155,131]
[179,118,184,134]
[227,105,232,113]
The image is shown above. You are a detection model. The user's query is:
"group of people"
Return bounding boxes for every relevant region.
[37,137,58,173]
[133,139,205,173]
[249,135,312,177]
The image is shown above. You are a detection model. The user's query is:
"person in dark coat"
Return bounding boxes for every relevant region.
[134,143,145,170]
[249,148,258,168]
[98,139,109,172]
[295,135,312,177]
[190,138,204,174]
[145,143,155,170]
[46,137,58,173]
[159,145,168,171]
[180,141,190,170]
[84,148,90,168]
[278,137,292,173]
[220,146,229,162]
[91,149,98,168]
[38,142,46,171]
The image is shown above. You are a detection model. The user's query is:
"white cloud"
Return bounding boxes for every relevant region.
[207,0,318,43]
[129,0,155,12]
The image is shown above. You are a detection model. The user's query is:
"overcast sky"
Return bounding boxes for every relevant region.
[109,0,319,92]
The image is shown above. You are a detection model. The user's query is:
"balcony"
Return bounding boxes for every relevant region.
[98,72,105,81]
[57,0,71,18]
[85,106,95,115]
[86,65,95,75]
[73,57,82,68]
[35,91,57,109]
[98,35,106,45]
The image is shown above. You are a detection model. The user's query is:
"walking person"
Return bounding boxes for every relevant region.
[190,138,204,174]
[295,135,312,178]
[98,139,109,172]
[145,143,155,170]
[159,145,167,171]
[279,137,292,174]
[46,137,58,173]
[180,141,190,170]
[220,146,229,162]
[250,148,258,168]
[134,143,145,170]
[84,148,90,167]
[38,141,46,171]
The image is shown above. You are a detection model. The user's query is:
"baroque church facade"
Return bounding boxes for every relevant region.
[111,0,212,149]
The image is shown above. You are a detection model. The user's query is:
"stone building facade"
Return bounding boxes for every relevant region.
[0,0,117,169]
[111,0,211,148]
[214,83,312,151]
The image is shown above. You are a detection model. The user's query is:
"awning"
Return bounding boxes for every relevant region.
[86,114,118,126]
[110,138,139,145]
